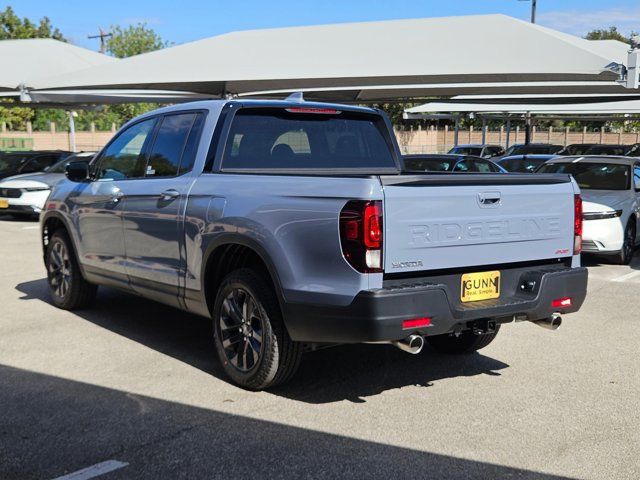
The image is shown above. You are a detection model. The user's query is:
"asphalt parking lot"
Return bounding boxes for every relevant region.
[0,215,638,480]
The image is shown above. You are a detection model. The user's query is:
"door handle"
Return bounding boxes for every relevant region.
[160,189,180,201]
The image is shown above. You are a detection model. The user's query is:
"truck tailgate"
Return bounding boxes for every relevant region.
[380,174,576,273]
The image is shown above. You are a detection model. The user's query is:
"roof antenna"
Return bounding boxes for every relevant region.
[285,92,304,103]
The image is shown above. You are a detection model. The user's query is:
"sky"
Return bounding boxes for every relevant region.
[6,0,640,51]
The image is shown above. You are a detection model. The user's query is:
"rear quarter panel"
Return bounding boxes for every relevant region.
[183,174,384,314]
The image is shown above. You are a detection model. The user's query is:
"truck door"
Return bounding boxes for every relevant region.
[119,112,205,305]
[70,116,158,285]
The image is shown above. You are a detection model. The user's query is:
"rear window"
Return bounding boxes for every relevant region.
[538,162,630,190]
[448,146,482,156]
[221,108,396,171]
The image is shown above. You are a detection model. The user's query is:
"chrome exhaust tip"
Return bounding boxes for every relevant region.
[392,334,425,354]
[531,313,562,331]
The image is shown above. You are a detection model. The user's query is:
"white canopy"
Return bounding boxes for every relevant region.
[27,14,634,102]
[404,96,640,117]
[0,38,115,91]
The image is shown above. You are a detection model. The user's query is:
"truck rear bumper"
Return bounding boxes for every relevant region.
[283,265,588,343]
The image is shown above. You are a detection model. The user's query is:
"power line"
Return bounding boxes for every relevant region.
[88,27,112,54]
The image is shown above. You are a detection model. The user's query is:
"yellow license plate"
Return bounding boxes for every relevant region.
[0,199,8,209]
[461,271,501,303]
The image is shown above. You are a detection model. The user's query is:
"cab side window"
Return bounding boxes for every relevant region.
[98,118,157,180]
[146,113,198,178]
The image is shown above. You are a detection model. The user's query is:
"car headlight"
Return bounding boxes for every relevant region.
[23,187,51,192]
[582,210,623,220]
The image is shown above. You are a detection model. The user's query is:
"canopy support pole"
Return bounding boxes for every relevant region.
[454,115,460,147]
[524,112,532,145]
[67,110,77,153]
[481,117,487,145]
[505,118,511,148]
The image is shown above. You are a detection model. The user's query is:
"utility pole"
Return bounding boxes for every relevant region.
[520,0,537,144]
[88,27,112,54]
[530,0,537,23]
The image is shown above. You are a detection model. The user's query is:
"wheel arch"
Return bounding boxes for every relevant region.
[201,234,288,319]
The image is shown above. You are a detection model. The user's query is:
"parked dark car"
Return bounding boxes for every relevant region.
[582,144,640,157]
[495,154,557,173]
[0,150,72,180]
[447,144,505,158]
[403,154,507,173]
[502,143,563,157]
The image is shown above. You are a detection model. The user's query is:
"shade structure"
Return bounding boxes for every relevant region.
[404,96,640,117]
[0,38,115,92]
[0,89,211,105]
[27,14,637,102]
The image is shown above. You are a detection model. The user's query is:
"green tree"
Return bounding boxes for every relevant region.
[106,23,168,58]
[0,6,64,40]
[584,26,636,44]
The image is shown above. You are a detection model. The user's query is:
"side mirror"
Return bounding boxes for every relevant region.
[65,161,90,182]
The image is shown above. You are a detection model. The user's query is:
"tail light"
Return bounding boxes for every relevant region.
[339,200,383,273]
[574,194,582,254]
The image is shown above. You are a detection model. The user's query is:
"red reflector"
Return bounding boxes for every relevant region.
[402,317,432,329]
[345,220,359,240]
[551,297,572,308]
[285,107,340,114]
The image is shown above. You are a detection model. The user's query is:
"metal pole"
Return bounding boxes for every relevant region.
[506,118,512,148]
[68,111,77,152]
[524,112,532,145]
[531,0,537,23]
[481,117,487,145]
[454,116,460,147]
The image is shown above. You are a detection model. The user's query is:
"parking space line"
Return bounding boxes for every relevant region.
[611,271,640,283]
[22,226,39,230]
[51,460,128,480]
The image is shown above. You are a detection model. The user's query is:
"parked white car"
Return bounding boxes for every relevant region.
[0,152,95,218]
[537,156,640,264]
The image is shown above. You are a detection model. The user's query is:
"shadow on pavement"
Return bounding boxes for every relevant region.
[581,251,639,268]
[16,278,509,404]
[0,214,37,223]
[0,364,577,480]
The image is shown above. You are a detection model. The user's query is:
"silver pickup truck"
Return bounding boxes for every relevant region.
[41,99,588,390]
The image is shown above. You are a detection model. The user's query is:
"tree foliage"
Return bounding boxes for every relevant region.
[584,26,635,44]
[106,23,168,58]
[0,6,64,41]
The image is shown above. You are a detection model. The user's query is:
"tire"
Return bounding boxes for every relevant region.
[425,325,500,354]
[613,220,636,265]
[45,230,97,309]
[212,268,302,390]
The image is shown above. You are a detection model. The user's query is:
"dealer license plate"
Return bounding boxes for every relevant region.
[460,271,501,303]
[0,199,8,209]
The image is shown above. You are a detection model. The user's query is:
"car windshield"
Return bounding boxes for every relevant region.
[537,162,630,190]
[560,145,595,155]
[0,153,30,172]
[499,158,548,173]
[504,145,559,156]
[583,145,627,156]
[403,157,454,172]
[448,146,482,156]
